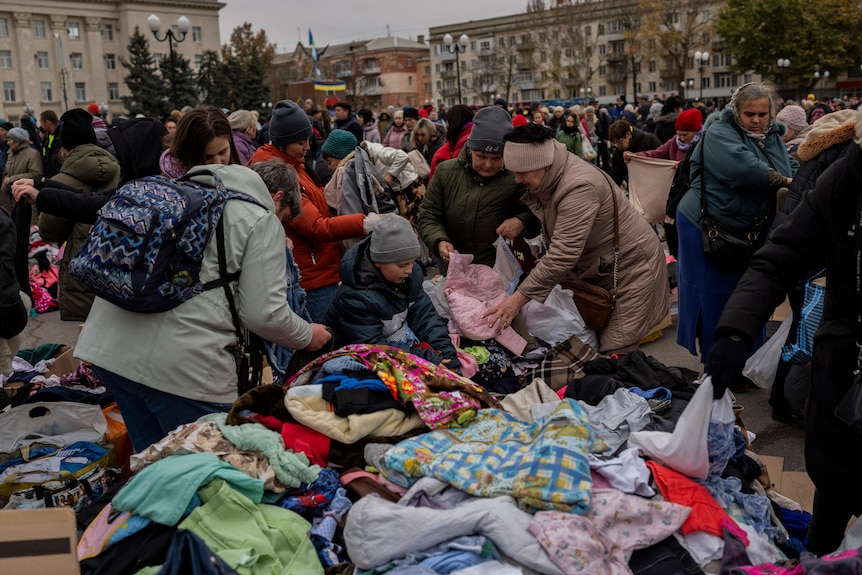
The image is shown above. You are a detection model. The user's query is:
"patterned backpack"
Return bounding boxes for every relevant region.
[70,171,262,313]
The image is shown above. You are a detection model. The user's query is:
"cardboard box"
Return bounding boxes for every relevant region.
[0,507,79,574]
[47,346,81,378]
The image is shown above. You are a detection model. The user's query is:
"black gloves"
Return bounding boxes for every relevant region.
[706,333,752,399]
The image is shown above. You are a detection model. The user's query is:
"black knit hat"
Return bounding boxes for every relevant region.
[402,107,420,121]
[269,100,313,145]
[59,108,97,149]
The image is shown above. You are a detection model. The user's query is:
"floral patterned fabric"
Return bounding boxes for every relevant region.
[378,399,605,513]
[529,489,691,575]
[286,344,498,430]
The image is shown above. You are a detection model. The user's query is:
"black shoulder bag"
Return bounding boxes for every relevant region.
[700,132,771,274]
[833,191,862,433]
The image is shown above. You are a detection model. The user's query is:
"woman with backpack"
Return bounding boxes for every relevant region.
[68,106,331,451]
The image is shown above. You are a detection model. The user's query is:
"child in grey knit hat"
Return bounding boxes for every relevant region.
[325,215,461,371]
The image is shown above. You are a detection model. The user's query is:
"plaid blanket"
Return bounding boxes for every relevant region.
[519,333,602,391]
[379,399,606,513]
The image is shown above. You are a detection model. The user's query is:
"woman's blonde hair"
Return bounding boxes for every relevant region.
[410,118,437,150]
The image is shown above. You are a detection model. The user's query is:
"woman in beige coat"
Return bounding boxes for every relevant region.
[484,123,669,353]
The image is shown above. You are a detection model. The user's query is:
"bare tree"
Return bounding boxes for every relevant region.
[639,0,716,98]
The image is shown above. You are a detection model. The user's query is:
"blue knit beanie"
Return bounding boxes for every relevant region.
[321,129,357,159]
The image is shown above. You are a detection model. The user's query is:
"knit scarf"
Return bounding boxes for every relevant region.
[675,131,702,151]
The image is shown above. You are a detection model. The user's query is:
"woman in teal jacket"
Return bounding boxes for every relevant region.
[675,82,797,369]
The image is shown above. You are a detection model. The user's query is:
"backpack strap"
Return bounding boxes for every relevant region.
[213,218,242,341]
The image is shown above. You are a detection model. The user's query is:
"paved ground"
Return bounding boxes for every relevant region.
[19,308,807,473]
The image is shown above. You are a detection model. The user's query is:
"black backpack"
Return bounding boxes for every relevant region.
[665,141,700,219]
[107,117,168,185]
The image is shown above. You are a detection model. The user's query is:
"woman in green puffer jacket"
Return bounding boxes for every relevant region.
[38,108,119,322]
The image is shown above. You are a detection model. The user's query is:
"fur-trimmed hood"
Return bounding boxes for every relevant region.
[797,108,856,163]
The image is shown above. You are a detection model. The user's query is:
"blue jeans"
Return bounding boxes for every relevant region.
[304,284,338,324]
[91,365,234,452]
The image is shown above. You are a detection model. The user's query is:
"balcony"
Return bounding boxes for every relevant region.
[605,54,625,64]
[361,85,382,96]
[517,40,536,52]
[437,50,456,62]
[360,65,381,75]
[441,85,459,97]
[335,68,354,78]
[659,68,676,79]
[606,72,627,83]
[440,68,457,79]
[478,47,493,57]
[516,81,538,90]
[605,32,625,42]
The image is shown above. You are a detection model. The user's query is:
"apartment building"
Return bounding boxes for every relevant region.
[0,0,222,122]
[428,0,754,109]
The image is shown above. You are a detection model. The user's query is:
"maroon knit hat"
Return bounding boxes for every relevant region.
[675,108,703,132]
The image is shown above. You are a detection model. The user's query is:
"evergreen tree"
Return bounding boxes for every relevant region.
[121,27,168,118]
[196,50,227,107]
[159,51,199,111]
[222,24,275,115]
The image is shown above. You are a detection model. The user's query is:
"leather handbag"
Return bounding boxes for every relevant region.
[698,133,769,274]
[562,185,619,332]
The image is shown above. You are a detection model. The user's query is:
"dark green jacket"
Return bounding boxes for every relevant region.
[416,147,536,268]
[39,144,119,322]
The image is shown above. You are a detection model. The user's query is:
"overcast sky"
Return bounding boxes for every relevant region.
[219,0,531,53]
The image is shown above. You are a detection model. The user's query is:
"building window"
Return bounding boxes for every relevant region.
[3,81,15,102]
[649,59,656,72]
[424,82,431,92]
[408,76,413,86]
[0,17,8,37]
[0,50,11,69]
[68,21,81,40]
[509,36,516,46]
[36,51,49,69]
[598,44,606,55]
[406,56,412,66]
[34,19,46,38]
[599,65,606,76]
[584,25,591,37]
[714,73,738,89]
[597,23,604,35]
[40,81,53,101]
[192,26,202,42]
[75,82,86,101]
[599,85,607,96]
[194,54,203,71]
[702,77,711,89]
[70,53,84,69]
[104,53,116,70]
[153,53,163,64]
[108,82,120,100]
[424,65,430,75]
[715,51,732,67]
[102,23,114,42]
[648,81,656,92]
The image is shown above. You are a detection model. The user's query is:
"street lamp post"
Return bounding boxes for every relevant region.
[147,14,190,112]
[579,87,592,102]
[814,70,830,98]
[443,33,469,104]
[694,50,709,100]
[679,79,694,99]
[776,58,790,92]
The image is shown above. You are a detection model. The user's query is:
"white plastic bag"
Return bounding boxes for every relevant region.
[629,376,718,479]
[0,401,108,452]
[520,285,599,349]
[743,314,792,389]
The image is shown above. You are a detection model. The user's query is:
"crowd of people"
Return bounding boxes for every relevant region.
[1,83,862,558]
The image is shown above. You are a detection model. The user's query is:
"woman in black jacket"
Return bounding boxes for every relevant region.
[707,124,862,555]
